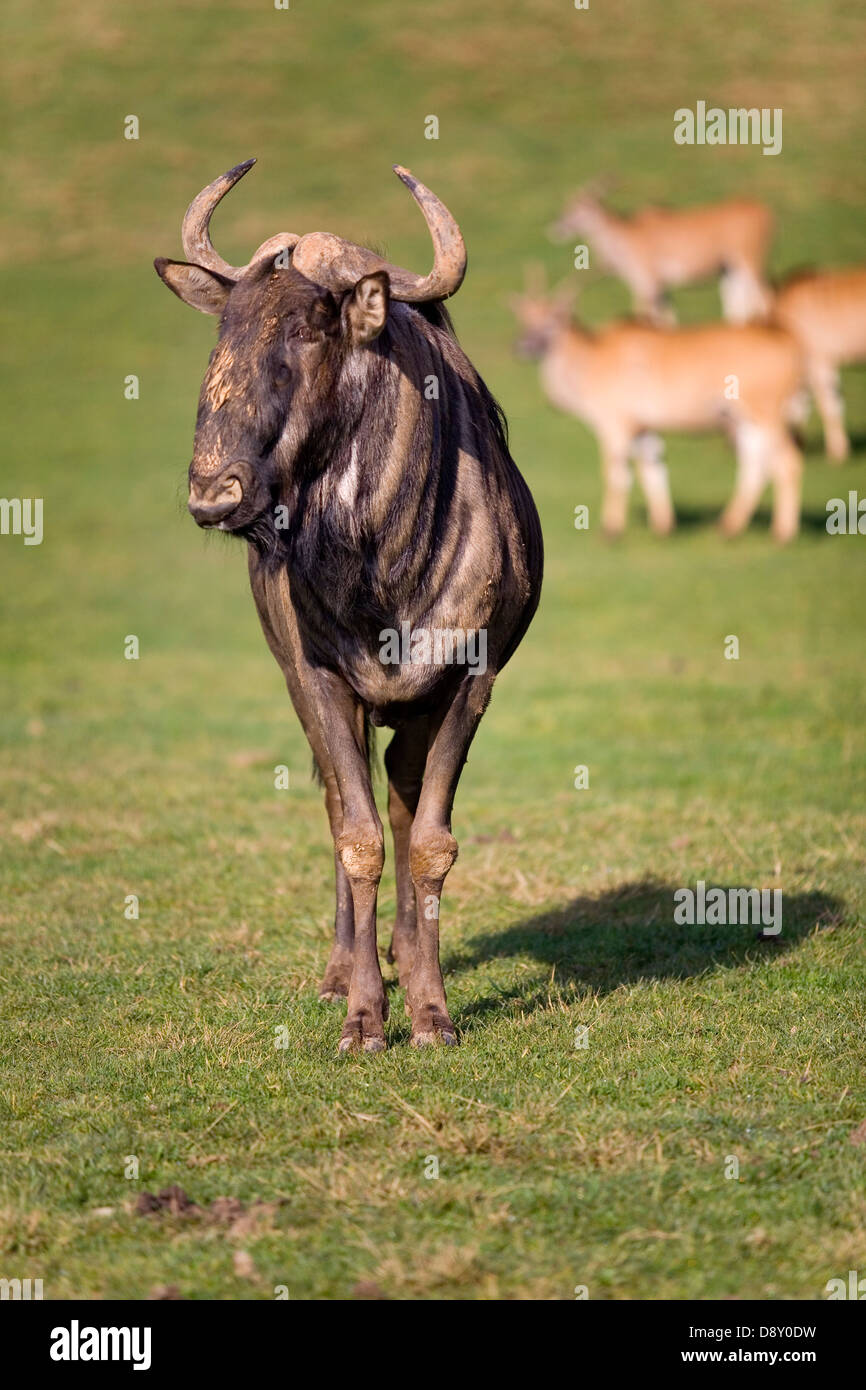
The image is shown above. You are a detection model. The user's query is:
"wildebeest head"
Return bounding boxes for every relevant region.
[154,161,466,536]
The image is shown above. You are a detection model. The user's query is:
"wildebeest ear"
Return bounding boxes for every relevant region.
[343,271,390,345]
[154,258,235,315]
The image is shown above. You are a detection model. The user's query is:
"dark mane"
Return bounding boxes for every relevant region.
[412,299,511,453]
[416,299,456,337]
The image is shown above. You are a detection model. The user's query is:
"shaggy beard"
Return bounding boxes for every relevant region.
[236,509,283,567]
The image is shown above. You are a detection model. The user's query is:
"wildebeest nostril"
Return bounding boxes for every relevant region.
[188,475,244,526]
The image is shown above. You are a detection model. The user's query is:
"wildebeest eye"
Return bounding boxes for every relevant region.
[284,322,317,347]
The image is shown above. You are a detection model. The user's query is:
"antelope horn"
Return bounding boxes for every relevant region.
[181,162,466,303]
[390,164,466,301]
[181,159,257,278]
[289,166,466,302]
[181,160,301,279]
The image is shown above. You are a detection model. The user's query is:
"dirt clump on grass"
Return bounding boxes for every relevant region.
[134,1186,280,1237]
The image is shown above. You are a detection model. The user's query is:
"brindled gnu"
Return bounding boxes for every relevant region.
[155,161,543,1052]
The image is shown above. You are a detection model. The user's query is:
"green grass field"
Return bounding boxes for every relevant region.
[1,0,864,1300]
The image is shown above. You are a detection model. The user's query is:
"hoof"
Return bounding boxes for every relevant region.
[319,985,348,1002]
[318,951,353,1001]
[338,1004,388,1053]
[316,945,354,1000]
[407,998,457,1046]
[338,1033,386,1055]
[410,1028,458,1048]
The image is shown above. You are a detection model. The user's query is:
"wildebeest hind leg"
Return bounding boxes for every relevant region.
[384,719,428,987]
[406,673,495,1046]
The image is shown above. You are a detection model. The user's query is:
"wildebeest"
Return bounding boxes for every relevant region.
[155,161,542,1051]
[509,267,804,540]
[549,185,774,325]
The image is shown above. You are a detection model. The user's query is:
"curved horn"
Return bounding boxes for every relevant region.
[181,159,257,278]
[389,165,467,300]
[291,166,466,302]
[180,163,465,301]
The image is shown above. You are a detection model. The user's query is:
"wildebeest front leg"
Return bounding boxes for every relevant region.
[246,562,356,1003]
[384,719,428,986]
[406,673,495,1046]
[308,673,389,1053]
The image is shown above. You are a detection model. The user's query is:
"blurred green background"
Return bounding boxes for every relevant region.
[1,0,864,1299]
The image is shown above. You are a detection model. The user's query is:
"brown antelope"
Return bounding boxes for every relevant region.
[771,267,866,462]
[550,188,773,325]
[509,270,804,542]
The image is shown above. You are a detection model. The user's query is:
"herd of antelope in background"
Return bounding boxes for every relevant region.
[510,183,866,541]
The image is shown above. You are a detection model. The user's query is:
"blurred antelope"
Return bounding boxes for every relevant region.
[772,267,866,461]
[509,269,804,542]
[550,186,773,325]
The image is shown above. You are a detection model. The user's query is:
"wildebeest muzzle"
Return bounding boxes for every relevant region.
[187,458,266,531]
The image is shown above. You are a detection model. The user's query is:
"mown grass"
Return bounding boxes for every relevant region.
[0,0,864,1299]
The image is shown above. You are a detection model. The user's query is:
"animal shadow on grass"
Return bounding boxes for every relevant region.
[443,879,844,1026]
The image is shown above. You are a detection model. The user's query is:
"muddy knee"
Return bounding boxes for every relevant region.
[337,826,384,882]
[409,827,458,884]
